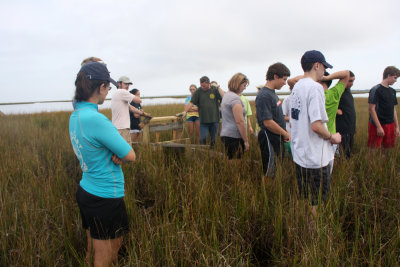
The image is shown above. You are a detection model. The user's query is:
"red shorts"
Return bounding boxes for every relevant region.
[367,122,396,148]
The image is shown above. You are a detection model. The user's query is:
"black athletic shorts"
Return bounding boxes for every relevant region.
[258,129,284,178]
[221,136,244,159]
[76,185,129,240]
[295,164,331,206]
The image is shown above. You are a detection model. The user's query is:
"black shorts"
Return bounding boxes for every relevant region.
[295,164,331,206]
[258,129,284,178]
[76,185,129,240]
[221,136,244,159]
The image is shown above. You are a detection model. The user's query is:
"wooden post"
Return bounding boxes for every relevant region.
[142,124,150,144]
[155,132,160,143]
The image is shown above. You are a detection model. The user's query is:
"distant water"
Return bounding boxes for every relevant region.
[0,94,372,115]
[0,98,186,115]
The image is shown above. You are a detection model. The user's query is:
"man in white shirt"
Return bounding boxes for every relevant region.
[288,50,341,217]
[111,76,142,144]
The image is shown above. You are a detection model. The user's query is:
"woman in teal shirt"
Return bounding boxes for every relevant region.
[69,61,135,266]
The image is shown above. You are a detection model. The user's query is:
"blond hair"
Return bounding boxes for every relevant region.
[228,73,249,94]
[80,57,103,66]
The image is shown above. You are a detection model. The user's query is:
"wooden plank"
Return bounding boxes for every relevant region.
[157,138,190,144]
[148,116,182,123]
[149,122,183,132]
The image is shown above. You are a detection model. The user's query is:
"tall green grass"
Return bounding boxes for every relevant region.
[0,99,399,266]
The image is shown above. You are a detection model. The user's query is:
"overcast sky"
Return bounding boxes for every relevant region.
[1,0,399,103]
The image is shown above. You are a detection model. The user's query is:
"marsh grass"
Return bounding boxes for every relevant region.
[1,99,399,266]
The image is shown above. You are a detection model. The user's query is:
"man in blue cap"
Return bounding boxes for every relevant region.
[288,50,341,218]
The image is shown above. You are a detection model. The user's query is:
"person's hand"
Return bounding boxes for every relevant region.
[337,109,343,115]
[284,132,291,142]
[330,133,341,144]
[249,126,254,135]
[244,141,249,152]
[143,112,152,118]
[377,126,385,137]
[111,154,123,165]
[395,127,400,137]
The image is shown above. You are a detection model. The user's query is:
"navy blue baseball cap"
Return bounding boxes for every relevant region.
[301,50,333,69]
[79,61,117,86]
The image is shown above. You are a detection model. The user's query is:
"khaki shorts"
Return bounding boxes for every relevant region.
[118,128,131,145]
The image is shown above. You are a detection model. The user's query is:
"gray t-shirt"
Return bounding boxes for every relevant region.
[220,91,245,138]
[255,87,285,135]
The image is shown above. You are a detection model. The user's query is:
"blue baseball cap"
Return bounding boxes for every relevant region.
[301,50,333,69]
[79,61,117,86]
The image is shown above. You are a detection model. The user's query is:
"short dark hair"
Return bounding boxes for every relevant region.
[130,88,139,95]
[320,71,332,88]
[383,66,400,79]
[301,61,315,72]
[349,70,355,77]
[200,76,210,83]
[266,62,290,81]
[74,71,109,102]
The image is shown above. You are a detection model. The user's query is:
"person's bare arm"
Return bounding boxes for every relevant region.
[368,104,384,136]
[218,86,225,98]
[311,120,341,144]
[184,102,194,112]
[123,149,136,162]
[287,75,304,89]
[321,70,350,87]
[131,95,142,104]
[284,115,289,122]
[129,105,144,115]
[184,102,197,112]
[111,154,123,165]
[394,106,400,137]
[232,104,249,151]
[263,119,290,142]
[247,116,254,135]
[112,149,136,165]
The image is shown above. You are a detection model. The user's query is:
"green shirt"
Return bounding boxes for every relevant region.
[240,95,252,125]
[325,81,345,133]
[190,86,222,123]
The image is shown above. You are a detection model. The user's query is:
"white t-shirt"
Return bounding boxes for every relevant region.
[281,95,291,134]
[289,78,335,168]
[111,89,135,129]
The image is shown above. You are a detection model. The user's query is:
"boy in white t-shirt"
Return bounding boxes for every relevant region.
[288,50,341,217]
